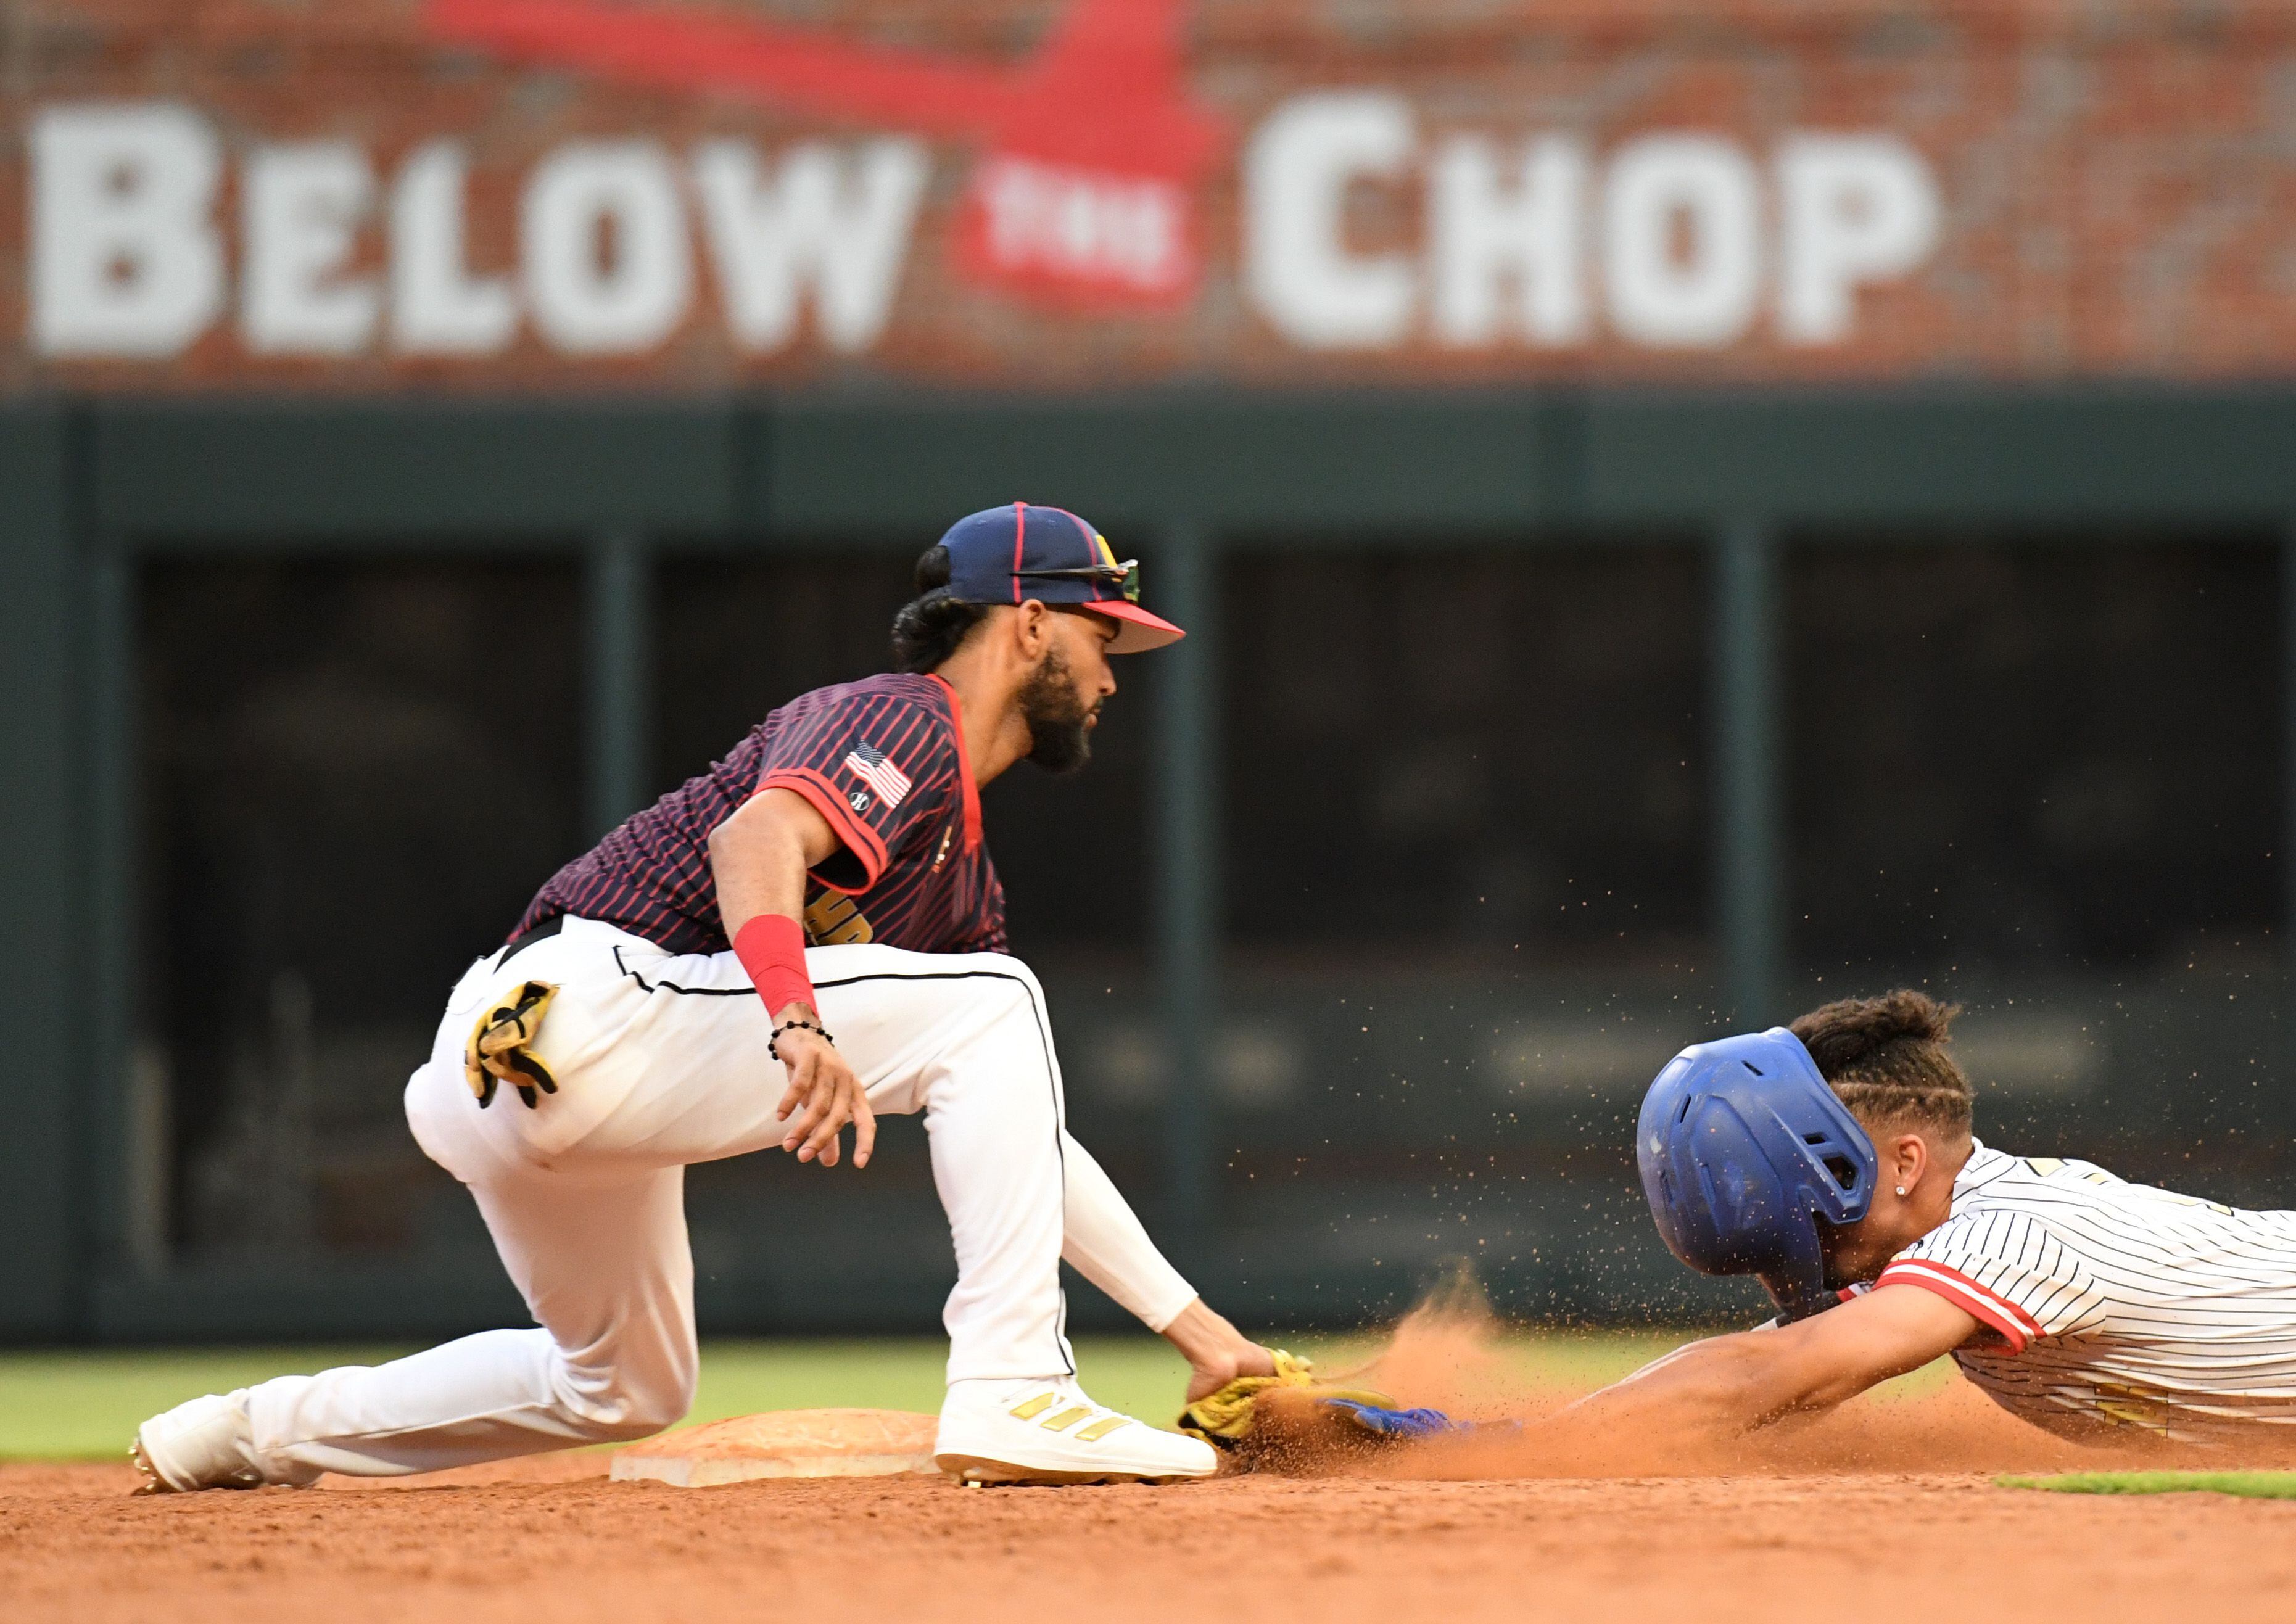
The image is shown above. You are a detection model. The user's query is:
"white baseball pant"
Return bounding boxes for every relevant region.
[228,917,1198,1481]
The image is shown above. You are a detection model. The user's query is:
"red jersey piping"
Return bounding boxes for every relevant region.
[756,767,888,892]
[1875,1259,2039,1354]
[927,672,984,853]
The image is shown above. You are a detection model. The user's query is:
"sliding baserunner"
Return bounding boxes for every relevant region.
[1583,990,2296,1446]
[134,503,1274,1491]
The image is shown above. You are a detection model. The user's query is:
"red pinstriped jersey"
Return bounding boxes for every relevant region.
[1870,1141,2296,1442]
[516,672,1006,957]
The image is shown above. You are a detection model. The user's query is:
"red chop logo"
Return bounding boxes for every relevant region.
[423,0,1228,309]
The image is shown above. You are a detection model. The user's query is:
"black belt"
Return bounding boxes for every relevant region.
[499,913,566,963]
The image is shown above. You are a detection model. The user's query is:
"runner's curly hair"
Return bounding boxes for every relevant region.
[890,545,988,673]
[1789,989,1973,1139]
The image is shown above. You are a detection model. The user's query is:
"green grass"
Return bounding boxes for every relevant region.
[0,1330,1716,1462]
[1998,1471,2296,1501]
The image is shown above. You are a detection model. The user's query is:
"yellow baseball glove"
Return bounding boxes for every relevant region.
[463,979,560,1109]
[1176,1350,1396,1447]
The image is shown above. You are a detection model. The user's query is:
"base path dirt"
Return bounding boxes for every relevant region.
[6,1387,2293,1624]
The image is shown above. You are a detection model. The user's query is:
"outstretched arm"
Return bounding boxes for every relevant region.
[1559,1285,1979,1445]
[1057,1133,1278,1398]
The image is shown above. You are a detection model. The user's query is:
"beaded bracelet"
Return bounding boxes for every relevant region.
[768,1018,835,1061]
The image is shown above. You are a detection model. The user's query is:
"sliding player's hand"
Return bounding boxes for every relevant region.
[772,1021,875,1169]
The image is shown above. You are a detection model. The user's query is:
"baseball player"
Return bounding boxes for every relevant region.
[1577,989,2296,1446]
[133,503,1277,1491]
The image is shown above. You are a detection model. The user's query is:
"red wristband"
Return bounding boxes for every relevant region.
[732,915,816,1017]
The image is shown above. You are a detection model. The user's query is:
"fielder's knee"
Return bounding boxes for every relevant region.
[970,952,1048,1023]
[551,1352,696,1442]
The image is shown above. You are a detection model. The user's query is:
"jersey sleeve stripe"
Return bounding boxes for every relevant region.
[927,674,983,851]
[1877,1259,2041,1353]
[757,767,890,891]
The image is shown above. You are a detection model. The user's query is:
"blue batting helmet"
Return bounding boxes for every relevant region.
[1636,1028,1878,1321]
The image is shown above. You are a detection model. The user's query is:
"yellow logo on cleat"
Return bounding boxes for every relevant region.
[1007,1393,1057,1420]
[1075,1416,1133,1442]
[1038,1406,1091,1432]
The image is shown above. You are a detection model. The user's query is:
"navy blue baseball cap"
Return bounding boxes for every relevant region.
[936,503,1185,654]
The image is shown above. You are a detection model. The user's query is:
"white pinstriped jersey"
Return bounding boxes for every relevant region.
[1873,1141,2296,1443]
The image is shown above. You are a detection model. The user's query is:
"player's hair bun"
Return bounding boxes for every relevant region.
[890,545,987,674]
[1788,989,1973,1136]
[1792,988,1955,1074]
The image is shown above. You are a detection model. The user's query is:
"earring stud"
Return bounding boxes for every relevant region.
[1894,1185,1907,1197]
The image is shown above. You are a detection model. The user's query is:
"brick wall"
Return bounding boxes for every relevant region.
[6,0,2295,389]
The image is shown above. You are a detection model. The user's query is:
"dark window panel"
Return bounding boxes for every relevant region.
[1783,538,2288,1202]
[142,556,585,1263]
[1220,546,1708,965]
[1787,539,2278,975]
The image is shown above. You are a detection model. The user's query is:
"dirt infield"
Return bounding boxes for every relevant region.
[4,1383,2291,1624]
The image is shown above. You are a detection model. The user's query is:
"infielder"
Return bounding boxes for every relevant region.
[134,503,1276,1490]
[1585,989,2296,1445]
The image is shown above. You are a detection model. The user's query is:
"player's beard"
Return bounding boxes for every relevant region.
[1019,646,1094,775]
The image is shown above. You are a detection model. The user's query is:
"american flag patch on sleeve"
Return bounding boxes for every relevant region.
[843,743,913,808]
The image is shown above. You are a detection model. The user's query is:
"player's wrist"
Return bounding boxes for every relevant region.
[733,913,816,1018]
[767,1015,835,1061]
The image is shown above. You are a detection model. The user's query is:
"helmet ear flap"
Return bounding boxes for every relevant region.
[1637,1028,1878,1319]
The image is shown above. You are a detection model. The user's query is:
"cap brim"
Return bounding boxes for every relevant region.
[1083,601,1186,654]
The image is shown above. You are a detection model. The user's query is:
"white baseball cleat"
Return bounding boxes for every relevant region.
[131,1391,300,1494]
[934,1377,1220,1486]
